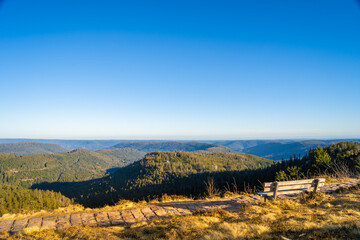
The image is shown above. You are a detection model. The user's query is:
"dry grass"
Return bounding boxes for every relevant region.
[0,204,86,221]
[2,184,360,240]
[149,194,194,203]
[323,176,359,184]
[5,176,356,222]
[0,200,148,222]
[0,194,227,222]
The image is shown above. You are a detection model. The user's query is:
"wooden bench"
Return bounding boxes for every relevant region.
[257,178,325,201]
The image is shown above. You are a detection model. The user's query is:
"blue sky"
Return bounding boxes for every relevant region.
[0,0,360,140]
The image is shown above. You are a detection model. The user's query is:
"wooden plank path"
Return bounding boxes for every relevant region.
[0,180,359,234]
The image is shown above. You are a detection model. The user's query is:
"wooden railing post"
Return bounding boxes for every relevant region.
[313,179,320,193]
[273,182,279,200]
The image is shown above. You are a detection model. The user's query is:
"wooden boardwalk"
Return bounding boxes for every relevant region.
[1,180,359,234]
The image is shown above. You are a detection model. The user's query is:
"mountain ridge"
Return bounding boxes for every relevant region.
[0,142,69,155]
[1,139,359,160]
[109,141,236,153]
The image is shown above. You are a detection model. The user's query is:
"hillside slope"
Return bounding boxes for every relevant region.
[0,139,121,151]
[0,142,69,155]
[1,139,359,160]
[209,139,360,160]
[109,141,235,153]
[41,151,273,207]
[0,149,127,188]
[0,185,72,216]
[208,140,289,152]
[242,141,327,160]
[195,146,237,154]
[96,148,146,166]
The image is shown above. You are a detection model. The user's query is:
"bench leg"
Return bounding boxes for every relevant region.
[313,179,320,193]
[273,182,279,201]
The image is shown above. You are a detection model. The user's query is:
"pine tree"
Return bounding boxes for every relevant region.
[311,146,332,172]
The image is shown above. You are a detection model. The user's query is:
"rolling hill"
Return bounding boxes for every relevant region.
[1,139,359,160]
[209,139,360,160]
[0,139,121,151]
[206,140,290,152]
[195,146,236,153]
[0,139,237,152]
[0,148,141,188]
[36,151,273,207]
[96,148,146,166]
[0,142,69,155]
[0,184,72,216]
[242,140,329,160]
[109,141,235,153]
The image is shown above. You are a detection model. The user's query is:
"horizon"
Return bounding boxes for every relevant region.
[1,1,360,139]
[0,137,359,142]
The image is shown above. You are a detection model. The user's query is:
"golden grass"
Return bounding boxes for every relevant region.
[323,176,359,184]
[0,200,148,222]
[0,194,224,221]
[149,194,194,203]
[2,184,360,240]
[4,176,355,222]
[0,204,86,221]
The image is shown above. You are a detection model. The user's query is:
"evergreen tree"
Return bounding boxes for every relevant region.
[311,146,332,172]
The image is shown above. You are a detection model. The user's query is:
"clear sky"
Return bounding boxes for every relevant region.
[0,0,360,140]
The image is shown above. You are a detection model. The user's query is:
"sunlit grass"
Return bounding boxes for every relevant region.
[2,183,359,239]
[0,200,147,222]
[0,193,226,222]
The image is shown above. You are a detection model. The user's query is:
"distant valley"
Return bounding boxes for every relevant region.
[1,138,359,160]
[0,142,69,155]
[109,141,236,153]
[206,139,360,160]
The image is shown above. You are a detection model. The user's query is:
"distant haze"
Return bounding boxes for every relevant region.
[0,138,359,160]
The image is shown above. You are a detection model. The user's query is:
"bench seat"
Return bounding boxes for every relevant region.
[257,178,325,201]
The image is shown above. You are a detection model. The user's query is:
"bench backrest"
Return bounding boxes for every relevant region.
[264,178,325,195]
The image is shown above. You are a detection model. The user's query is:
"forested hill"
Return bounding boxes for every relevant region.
[33,142,360,208]
[0,139,121,151]
[242,141,329,160]
[0,184,72,216]
[208,139,360,160]
[195,146,236,153]
[41,151,273,207]
[96,148,146,166]
[0,148,143,188]
[109,141,235,153]
[1,139,359,160]
[0,142,69,155]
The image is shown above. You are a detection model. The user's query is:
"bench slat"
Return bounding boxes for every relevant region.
[265,182,324,192]
[258,188,312,196]
[264,183,312,191]
[264,178,325,187]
